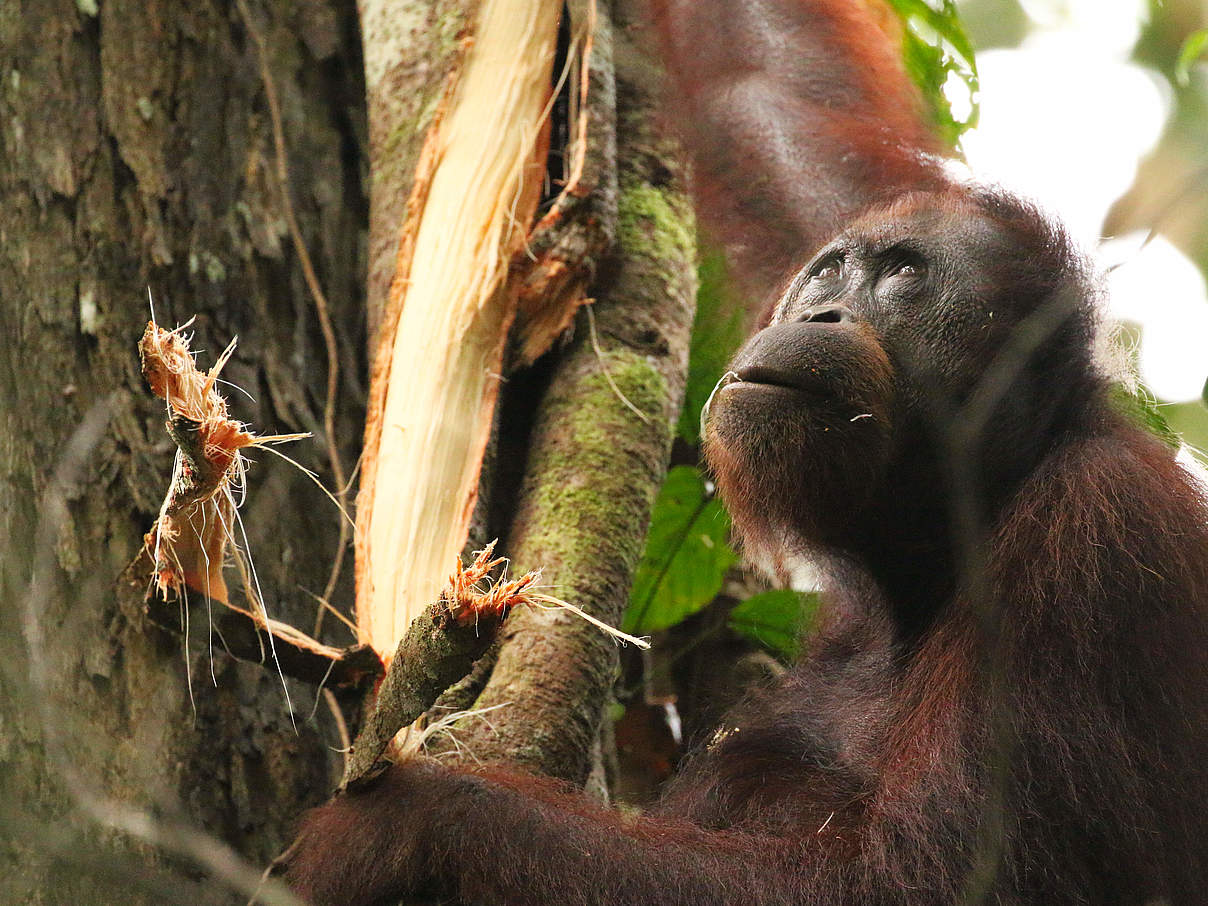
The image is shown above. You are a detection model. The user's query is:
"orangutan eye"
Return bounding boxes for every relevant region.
[807,256,843,283]
[882,255,926,284]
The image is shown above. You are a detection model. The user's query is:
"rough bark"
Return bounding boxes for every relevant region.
[433,0,698,783]
[0,0,366,901]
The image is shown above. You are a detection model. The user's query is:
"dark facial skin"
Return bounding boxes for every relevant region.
[705,190,1093,575]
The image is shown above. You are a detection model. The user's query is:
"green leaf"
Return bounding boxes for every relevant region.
[677,251,747,444]
[728,590,819,660]
[886,0,980,146]
[625,466,737,634]
[888,0,978,68]
[1159,398,1208,466]
[1176,29,1208,87]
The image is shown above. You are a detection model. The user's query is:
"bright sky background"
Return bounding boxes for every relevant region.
[955,0,1208,401]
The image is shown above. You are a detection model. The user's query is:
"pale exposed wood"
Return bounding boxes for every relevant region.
[356,0,563,656]
[427,0,700,782]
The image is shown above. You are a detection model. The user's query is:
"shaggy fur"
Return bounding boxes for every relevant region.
[284,2,1208,903]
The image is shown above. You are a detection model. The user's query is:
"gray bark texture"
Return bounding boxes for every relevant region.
[2,0,699,900]
[0,0,367,902]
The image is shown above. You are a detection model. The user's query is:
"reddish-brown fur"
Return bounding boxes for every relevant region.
[649,0,947,305]
[284,2,1208,903]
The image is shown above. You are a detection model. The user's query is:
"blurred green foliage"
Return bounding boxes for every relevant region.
[1124,1,1208,320]
[887,0,981,146]
[952,0,1029,51]
[1175,28,1208,86]
[1109,0,1208,450]
[1164,398,1208,459]
[676,252,748,446]
[729,590,819,660]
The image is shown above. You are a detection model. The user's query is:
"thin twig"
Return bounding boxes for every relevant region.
[585,303,651,423]
[323,689,352,777]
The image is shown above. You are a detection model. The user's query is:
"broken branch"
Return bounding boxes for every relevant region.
[342,542,531,786]
[130,319,377,689]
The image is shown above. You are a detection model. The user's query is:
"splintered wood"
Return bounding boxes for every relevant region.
[356,0,565,657]
[138,320,306,605]
[134,320,383,688]
[343,542,541,786]
[344,539,649,787]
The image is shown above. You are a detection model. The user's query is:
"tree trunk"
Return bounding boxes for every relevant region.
[2,0,700,900]
[0,0,366,901]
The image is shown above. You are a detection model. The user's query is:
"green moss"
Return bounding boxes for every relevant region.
[378,94,440,180]
[616,179,695,279]
[516,357,670,573]
[187,250,227,283]
[435,4,467,53]
[203,252,226,284]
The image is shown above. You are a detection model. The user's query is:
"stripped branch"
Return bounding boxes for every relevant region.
[124,544,382,690]
[356,0,567,658]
